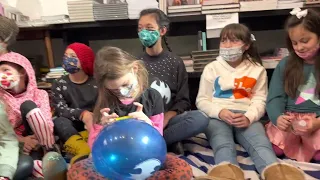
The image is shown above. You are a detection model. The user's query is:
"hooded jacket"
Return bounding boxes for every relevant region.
[0,52,53,135]
[0,101,18,179]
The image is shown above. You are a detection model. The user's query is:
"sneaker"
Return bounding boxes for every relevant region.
[42,152,68,180]
[168,141,184,155]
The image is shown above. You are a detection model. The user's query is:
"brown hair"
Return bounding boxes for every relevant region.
[284,8,320,98]
[220,23,262,65]
[93,46,149,123]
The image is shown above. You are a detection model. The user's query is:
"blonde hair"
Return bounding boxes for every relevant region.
[93,46,149,123]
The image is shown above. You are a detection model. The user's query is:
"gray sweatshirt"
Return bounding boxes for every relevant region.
[0,102,18,179]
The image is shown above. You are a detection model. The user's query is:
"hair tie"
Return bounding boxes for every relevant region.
[290,8,308,19]
[251,34,256,41]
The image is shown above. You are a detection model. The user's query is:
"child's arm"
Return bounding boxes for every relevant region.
[51,79,85,121]
[266,60,288,125]
[169,59,191,114]
[0,104,19,180]
[244,69,268,123]
[149,90,164,135]
[196,65,222,119]
[37,90,54,132]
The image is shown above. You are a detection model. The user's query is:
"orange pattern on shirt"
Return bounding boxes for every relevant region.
[233,76,257,99]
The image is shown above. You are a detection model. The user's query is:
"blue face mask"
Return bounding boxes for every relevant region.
[138,29,160,48]
[62,56,80,74]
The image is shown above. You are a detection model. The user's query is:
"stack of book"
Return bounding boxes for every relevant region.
[167,0,201,17]
[261,48,289,69]
[277,0,304,9]
[127,0,158,19]
[67,0,103,23]
[201,0,240,14]
[304,0,320,7]
[45,67,67,83]
[240,0,277,12]
[191,50,219,72]
[181,55,194,72]
[93,1,128,21]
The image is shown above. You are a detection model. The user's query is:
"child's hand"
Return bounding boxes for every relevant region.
[128,102,153,125]
[277,115,292,131]
[82,111,94,132]
[218,109,235,124]
[21,135,39,154]
[100,108,119,126]
[232,113,250,128]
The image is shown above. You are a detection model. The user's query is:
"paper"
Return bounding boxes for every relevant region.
[206,13,239,38]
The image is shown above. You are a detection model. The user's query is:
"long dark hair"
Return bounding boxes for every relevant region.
[284,8,320,98]
[93,46,149,123]
[139,8,172,52]
[220,23,262,65]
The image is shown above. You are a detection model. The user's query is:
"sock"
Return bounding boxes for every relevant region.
[26,108,55,149]
[32,160,44,178]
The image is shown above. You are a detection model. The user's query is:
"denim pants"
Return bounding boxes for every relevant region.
[205,110,277,174]
[164,110,209,145]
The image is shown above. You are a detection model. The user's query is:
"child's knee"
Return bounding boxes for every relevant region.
[20,100,37,115]
[14,154,34,180]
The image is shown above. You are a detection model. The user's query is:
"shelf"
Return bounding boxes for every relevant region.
[19,9,295,30]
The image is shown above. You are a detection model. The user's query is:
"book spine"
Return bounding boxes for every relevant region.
[198,31,202,51]
[202,32,207,51]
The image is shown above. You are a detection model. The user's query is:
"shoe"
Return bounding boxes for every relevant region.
[261,163,305,180]
[42,152,68,180]
[195,162,245,180]
[78,131,89,142]
[168,141,184,155]
[63,135,91,165]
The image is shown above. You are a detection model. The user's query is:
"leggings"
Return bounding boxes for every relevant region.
[20,100,54,149]
[53,116,85,143]
[13,154,33,180]
[67,154,193,180]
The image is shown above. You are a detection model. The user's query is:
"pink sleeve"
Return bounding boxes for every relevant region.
[37,90,54,133]
[88,124,104,150]
[150,113,164,136]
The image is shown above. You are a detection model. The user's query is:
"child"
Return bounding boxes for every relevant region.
[52,43,96,164]
[0,16,19,55]
[67,46,193,180]
[266,8,320,162]
[0,52,56,178]
[138,8,208,153]
[0,101,20,180]
[195,24,304,180]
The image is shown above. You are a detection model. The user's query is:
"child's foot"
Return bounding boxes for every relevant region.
[42,152,68,180]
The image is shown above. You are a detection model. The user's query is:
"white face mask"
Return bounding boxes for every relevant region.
[219,46,244,62]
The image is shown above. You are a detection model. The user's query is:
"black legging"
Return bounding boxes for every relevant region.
[54,117,85,143]
[13,154,33,180]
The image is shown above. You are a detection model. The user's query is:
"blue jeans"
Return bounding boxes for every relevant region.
[205,111,277,174]
[164,110,209,145]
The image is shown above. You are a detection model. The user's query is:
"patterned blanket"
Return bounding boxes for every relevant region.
[178,134,320,180]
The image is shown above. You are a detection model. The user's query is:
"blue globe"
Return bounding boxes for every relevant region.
[92,119,167,180]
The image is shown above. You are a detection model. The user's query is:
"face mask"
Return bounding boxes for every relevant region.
[119,75,139,98]
[62,56,80,74]
[0,72,19,89]
[295,44,319,60]
[219,46,244,62]
[138,29,160,48]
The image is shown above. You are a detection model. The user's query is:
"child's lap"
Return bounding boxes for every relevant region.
[67,154,193,180]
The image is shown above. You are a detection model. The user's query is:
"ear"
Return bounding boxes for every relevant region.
[243,44,250,51]
[159,26,167,37]
[132,61,139,74]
